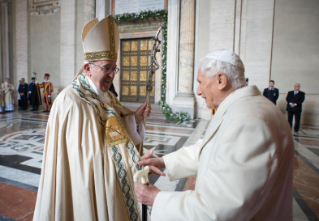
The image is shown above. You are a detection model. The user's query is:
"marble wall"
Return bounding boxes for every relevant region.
[14,0,29,84]
[10,0,319,126]
[191,0,319,127]
[30,12,60,97]
[19,0,85,101]
[271,0,319,127]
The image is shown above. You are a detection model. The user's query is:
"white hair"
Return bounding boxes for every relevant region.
[198,55,246,89]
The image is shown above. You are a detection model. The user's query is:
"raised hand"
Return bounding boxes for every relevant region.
[135,101,152,124]
[138,151,166,176]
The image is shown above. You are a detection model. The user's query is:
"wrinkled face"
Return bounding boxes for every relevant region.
[294,84,300,91]
[86,60,116,93]
[269,81,274,87]
[196,70,219,109]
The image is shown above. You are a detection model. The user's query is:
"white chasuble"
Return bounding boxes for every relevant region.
[33,73,143,221]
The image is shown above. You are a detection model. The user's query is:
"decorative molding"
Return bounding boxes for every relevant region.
[29,0,60,15]
[114,10,190,122]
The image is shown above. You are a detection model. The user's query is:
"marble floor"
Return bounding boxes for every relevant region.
[0,109,319,221]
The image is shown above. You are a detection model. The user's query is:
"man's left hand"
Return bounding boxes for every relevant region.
[135,101,152,124]
[135,183,160,206]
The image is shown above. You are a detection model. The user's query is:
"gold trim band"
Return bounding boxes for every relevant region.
[84,50,118,61]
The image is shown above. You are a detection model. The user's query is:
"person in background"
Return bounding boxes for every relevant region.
[263,80,279,105]
[286,83,305,134]
[1,78,15,112]
[37,73,53,112]
[29,77,41,111]
[18,78,28,110]
[0,82,4,113]
[17,80,21,107]
[135,49,294,221]
[245,77,249,86]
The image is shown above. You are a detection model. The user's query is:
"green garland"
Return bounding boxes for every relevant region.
[114,10,190,122]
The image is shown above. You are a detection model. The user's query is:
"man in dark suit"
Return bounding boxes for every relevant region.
[286,83,305,133]
[19,78,29,110]
[263,80,279,105]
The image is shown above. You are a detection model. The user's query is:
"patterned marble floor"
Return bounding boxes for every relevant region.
[0,109,318,221]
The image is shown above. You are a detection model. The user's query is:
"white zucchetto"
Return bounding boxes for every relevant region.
[205,49,245,71]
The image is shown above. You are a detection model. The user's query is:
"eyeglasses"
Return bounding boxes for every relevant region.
[89,62,120,74]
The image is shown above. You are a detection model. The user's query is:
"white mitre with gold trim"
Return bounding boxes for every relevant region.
[82,15,119,62]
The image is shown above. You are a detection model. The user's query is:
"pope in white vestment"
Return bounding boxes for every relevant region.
[136,49,294,221]
[33,16,150,221]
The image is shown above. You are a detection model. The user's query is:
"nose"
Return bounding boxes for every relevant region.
[196,86,201,96]
[109,71,115,78]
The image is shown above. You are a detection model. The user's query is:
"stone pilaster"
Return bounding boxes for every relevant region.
[60,0,76,88]
[84,0,95,24]
[173,0,196,119]
[1,2,10,81]
[166,0,180,105]
[15,0,29,83]
[96,0,112,20]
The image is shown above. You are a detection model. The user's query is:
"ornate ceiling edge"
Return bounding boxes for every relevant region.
[28,0,60,16]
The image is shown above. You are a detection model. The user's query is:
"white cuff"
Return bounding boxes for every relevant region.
[121,114,145,145]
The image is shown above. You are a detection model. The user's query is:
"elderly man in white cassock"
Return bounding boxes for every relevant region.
[135,49,295,221]
[33,16,151,221]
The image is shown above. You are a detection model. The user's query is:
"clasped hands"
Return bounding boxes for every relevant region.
[290,103,296,108]
[134,151,166,206]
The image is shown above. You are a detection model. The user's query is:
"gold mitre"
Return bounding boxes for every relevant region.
[82,15,119,62]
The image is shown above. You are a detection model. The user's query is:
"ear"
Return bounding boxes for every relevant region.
[217,73,228,90]
[84,63,91,77]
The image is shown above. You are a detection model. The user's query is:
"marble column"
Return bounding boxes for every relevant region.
[15,0,29,83]
[1,2,10,81]
[173,0,196,119]
[96,0,112,20]
[84,0,95,24]
[166,0,180,105]
[60,0,76,88]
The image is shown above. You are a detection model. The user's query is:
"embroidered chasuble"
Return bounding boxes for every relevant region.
[33,73,144,221]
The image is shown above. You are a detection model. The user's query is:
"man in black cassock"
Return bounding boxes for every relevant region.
[19,78,28,110]
[29,77,41,111]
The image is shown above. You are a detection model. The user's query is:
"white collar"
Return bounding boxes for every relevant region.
[86,76,112,105]
[217,89,237,109]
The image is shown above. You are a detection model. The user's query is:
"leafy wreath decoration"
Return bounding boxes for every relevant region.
[114,10,190,122]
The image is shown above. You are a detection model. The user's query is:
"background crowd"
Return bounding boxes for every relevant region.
[0,74,53,113]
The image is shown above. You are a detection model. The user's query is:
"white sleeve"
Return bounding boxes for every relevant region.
[121,114,145,146]
[163,139,203,181]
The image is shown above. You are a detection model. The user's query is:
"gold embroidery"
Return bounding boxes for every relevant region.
[84,50,118,61]
[108,16,115,53]
[105,116,130,146]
